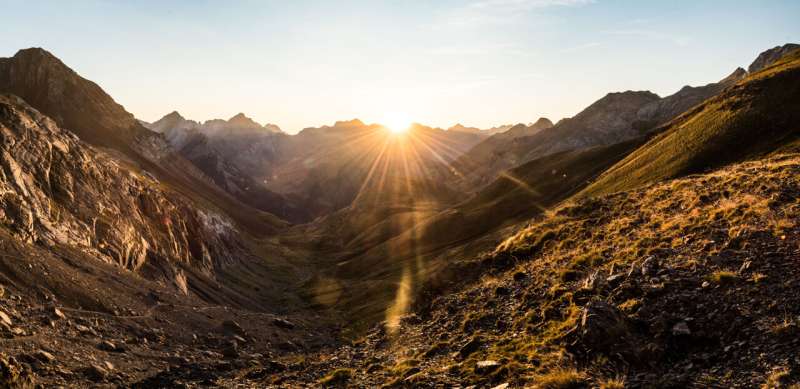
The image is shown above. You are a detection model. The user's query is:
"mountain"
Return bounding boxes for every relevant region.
[145,112,308,222]
[151,114,485,221]
[0,48,287,234]
[451,63,748,191]
[280,152,800,387]
[582,46,800,197]
[1,42,799,387]
[748,43,800,73]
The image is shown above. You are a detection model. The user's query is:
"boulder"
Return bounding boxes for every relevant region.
[575,301,633,355]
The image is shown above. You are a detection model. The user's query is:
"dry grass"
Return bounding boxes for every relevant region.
[598,377,626,389]
[318,368,353,386]
[709,270,738,284]
[532,368,587,389]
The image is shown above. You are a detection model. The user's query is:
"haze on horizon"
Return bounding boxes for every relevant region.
[1,0,798,133]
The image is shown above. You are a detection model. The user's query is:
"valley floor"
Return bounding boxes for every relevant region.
[3,154,800,388]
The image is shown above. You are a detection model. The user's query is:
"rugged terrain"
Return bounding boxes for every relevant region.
[0,42,797,388]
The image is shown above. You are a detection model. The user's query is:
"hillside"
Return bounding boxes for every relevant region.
[267,152,800,388]
[452,64,748,192]
[582,47,800,198]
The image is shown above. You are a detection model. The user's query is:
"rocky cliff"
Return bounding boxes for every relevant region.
[0,94,247,290]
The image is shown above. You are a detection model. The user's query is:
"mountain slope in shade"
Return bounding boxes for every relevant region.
[146,112,309,222]
[0,48,287,234]
[452,63,749,191]
[582,47,800,197]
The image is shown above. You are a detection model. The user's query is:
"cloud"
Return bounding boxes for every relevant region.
[469,0,595,12]
[559,42,603,53]
[603,29,690,47]
[439,0,595,27]
[429,42,533,57]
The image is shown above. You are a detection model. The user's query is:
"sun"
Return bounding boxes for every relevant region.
[382,113,412,134]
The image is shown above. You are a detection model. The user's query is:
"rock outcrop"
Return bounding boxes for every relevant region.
[0,94,244,283]
[748,43,800,73]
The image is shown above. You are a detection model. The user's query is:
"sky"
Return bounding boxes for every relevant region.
[1,0,799,133]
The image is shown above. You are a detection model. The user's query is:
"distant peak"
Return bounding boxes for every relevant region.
[720,67,748,84]
[164,111,185,120]
[227,113,262,128]
[334,118,365,128]
[531,117,553,129]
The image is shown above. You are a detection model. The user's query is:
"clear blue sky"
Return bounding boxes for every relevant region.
[1,0,798,133]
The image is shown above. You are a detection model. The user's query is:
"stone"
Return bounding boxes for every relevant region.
[51,307,66,320]
[459,337,482,358]
[491,384,510,389]
[97,340,123,353]
[32,350,55,363]
[577,301,632,354]
[475,360,500,374]
[0,311,12,327]
[221,320,247,337]
[672,321,692,336]
[641,256,658,276]
[83,364,108,382]
[272,318,295,330]
[607,273,625,285]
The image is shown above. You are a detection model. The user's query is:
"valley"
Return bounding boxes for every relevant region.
[0,40,798,388]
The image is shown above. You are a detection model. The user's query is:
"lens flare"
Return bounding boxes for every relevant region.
[382,113,412,134]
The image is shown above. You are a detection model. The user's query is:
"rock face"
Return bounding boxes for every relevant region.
[0,94,245,286]
[146,112,308,222]
[748,43,800,73]
[0,48,144,148]
[0,47,287,237]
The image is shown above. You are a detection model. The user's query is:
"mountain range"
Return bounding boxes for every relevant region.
[0,43,798,387]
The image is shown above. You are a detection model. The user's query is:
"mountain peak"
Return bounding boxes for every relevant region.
[164,110,185,120]
[530,117,553,129]
[224,112,263,130]
[719,67,748,85]
[748,43,800,73]
[334,118,365,128]
[14,47,59,61]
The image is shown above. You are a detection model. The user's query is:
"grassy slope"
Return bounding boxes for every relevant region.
[581,49,800,198]
[294,137,645,334]
[285,153,800,388]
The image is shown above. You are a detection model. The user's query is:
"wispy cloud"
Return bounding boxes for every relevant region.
[468,0,595,12]
[429,42,534,57]
[559,41,603,53]
[439,0,595,27]
[603,29,690,47]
